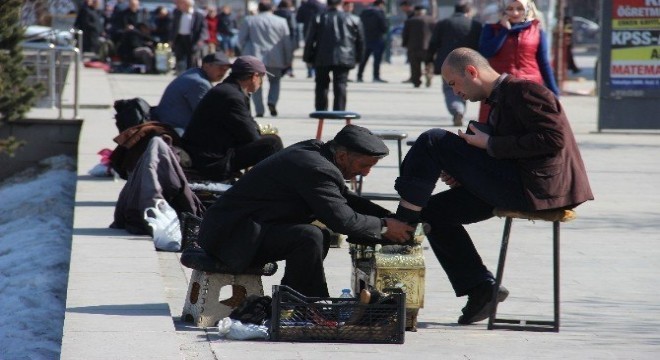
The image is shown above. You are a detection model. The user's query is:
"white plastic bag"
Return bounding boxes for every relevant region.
[217,317,269,340]
[143,199,182,251]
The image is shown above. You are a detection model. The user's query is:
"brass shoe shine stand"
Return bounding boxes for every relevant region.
[350,224,426,331]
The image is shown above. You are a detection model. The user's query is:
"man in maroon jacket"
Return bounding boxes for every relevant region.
[393,47,593,325]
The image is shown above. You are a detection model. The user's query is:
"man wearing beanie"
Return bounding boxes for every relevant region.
[197,124,413,297]
[182,55,283,182]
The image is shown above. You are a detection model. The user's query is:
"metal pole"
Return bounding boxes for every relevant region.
[74,29,82,120]
[48,44,57,109]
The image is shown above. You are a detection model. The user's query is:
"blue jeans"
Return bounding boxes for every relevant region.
[394,129,530,296]
[357,39,385,80]
[442,82,466,117]
[252,67,283,115]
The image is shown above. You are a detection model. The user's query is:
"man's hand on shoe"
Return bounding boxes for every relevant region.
[382,218,415,244]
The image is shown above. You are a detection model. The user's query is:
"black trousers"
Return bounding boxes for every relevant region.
[251,223,332,297]
[407,49,426,87]
[396,129,530,297]
[314,66,350,111]
[231,134,283,172]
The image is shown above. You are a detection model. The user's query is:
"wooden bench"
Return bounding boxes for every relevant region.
[179,213,278,328]
[487,208,577,332]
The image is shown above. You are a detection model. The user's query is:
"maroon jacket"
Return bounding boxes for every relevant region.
[487,76,593,210]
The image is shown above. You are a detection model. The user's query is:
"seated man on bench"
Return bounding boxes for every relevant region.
[197,125,414,297]
[182,56,283,182]
[393,48,593,325]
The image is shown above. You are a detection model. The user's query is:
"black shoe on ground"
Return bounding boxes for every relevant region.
[255,113,264,118]
[357,77,364,83]
[268,103,278,117]
[373,78,388,83]
[457,280,509,325]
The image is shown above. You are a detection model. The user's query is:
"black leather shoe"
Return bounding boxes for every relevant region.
[457,280,509,325]
[267,103,278,117]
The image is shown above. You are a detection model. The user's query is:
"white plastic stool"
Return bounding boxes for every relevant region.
[181,270,265,328]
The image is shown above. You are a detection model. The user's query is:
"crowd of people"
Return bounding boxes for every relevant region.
[104,0,593,328]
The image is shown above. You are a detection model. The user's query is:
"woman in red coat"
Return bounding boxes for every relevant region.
[478,0,559,122]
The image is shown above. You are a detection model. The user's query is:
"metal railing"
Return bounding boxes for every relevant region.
[22,29,82,120]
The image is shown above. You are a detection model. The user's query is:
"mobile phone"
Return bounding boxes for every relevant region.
[465,120,493,135]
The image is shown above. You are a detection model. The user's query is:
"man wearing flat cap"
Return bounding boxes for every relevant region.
[182,55,283,182]
[197,124,414,297]
[153,52,232,134]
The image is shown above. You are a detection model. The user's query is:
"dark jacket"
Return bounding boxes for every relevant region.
[303,8,364,68]
[182,77,261,181]
[170,8,208,52]
[401,13,435,52]
[198,140,391,272]
[295,0,326,37]
[488,76,593,210]
[359,6,388,42]
[74,3,104,52]
[426,13,482,73]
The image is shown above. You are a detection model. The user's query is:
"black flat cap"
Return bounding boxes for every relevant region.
[333,125,389,157]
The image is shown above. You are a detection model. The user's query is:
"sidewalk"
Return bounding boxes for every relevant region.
[61,53,659,359]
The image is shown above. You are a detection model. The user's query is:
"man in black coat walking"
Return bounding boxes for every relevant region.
[303,0,364,111]
[356,0,388,83]
[198,125,414,297]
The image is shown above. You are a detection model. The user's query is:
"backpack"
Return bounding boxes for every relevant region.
[113,97,152,133]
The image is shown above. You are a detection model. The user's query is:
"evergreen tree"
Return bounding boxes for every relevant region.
[0,0,40,155]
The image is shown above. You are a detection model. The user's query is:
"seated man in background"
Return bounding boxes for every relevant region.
[393,47,593,325]
[197,125,414,297]
[153,52,232,134]
[116,22,156,73]
[182,56,283,182]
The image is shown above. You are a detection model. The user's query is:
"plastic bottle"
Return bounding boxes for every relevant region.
[338,288,353,322]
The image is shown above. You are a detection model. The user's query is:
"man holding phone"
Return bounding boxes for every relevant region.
[392,48,593,325]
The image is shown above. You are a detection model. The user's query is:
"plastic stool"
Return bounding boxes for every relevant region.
[179,213,278,327]
[181,270,265,328]
[487,208,577,332]
[309,111,361,140]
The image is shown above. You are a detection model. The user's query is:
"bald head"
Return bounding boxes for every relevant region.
[441,48,501,103]
[442,48,493,76]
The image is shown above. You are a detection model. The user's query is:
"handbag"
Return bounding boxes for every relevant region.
[144,199,182,251]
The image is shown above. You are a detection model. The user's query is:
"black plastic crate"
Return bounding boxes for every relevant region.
[270,285,405,344]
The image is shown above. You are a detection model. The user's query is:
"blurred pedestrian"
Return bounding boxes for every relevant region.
[303,0,364,111]
[401,6,435,88]
[171,0,208,73]
[204,6,219,55]
[478,0,559,122]
[426,0,482,126]
[274,0,298,77]
[239,1,293,117]
[296,0,326,78]
[217,5,238,57]
[357,0,388,83]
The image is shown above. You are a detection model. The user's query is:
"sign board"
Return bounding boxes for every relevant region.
[598,0,660,130]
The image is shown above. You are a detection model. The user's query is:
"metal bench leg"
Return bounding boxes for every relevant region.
[396,138,403,175]
[488,217,512,330]
[553,220,561,332]
[488,218,561,332]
